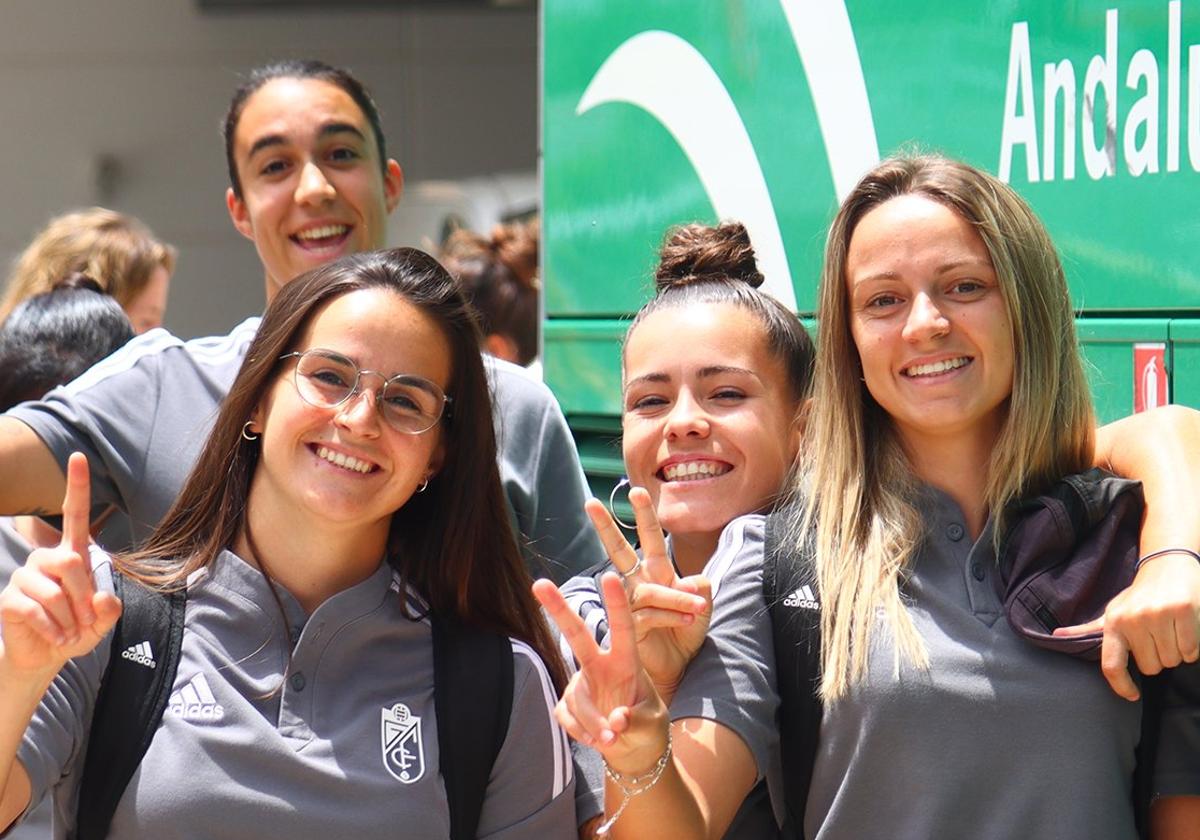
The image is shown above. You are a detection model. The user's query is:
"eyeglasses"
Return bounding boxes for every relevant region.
[279,349,450,435]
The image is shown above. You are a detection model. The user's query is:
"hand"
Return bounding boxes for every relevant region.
[0,453,121,677]
[533,573,670,774]
[585,488,711,701]
[1055,551,1200,701]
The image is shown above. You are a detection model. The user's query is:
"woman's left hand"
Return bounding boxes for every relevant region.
[585,488,711,703]
[1056,551,1200,700]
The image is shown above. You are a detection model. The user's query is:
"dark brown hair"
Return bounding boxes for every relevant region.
[440,220,540,366]
[627,221,815,403]
[118,247,565,689]
[222,60,389,200]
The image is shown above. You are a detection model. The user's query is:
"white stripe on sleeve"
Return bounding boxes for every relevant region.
[510,639,571,797]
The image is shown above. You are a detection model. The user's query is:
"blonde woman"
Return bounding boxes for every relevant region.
[1,208,175,333]
[540,156,1200,840]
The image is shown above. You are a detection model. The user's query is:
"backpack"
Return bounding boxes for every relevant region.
[761,505,1166,840]
[74,571,514,840]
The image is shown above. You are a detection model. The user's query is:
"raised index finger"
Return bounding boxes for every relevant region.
[584,497,643,578]
[532,578,602,668]
[599,572,640,672]
[60,452,92,561]
[628,488,672,585]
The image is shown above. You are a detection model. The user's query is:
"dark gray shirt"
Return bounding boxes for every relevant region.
[676,496,1200,840]
[17,549,575,839]
[8,318,603,581]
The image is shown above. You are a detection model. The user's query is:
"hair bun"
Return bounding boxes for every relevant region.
[489,219,539,291]
[442,220,540,292]
[654,221,763,292]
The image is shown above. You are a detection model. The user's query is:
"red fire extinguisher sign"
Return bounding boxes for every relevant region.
[1133,344,1169,413]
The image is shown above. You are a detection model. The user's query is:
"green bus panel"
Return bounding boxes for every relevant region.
[543,320,625,417]
[1171,319,1200,409]
[544,0,1200,322]
[1077,319,1171,423]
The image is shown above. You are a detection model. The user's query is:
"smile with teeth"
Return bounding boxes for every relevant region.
[903,356,971,378]
[293,224,349,245]
[661,460,731,482]
[315,445,375,474]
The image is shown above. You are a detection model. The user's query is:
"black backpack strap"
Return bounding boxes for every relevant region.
[432,614,515,840]
[762,509,823,840]
[75,572,186,840]
[1132,671,1167,839]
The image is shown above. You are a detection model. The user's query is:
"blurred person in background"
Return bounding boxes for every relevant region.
[1,208,175,334]
[441,219,540,369]
[0,274,133,840]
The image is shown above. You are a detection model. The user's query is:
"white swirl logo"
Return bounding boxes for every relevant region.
[576,0,879,307]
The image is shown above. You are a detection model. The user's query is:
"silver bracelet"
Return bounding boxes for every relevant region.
[596,731,673,837]
[1136,547,1200,571]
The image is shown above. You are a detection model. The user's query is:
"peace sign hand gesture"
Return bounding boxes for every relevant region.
[586,488,712,702]
[533,573,671,774]
[0,453,122,680]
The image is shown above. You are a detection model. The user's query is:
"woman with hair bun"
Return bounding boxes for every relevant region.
[540,158,1200,840]
[553,220,814,837]
[1,209,175,334]
[440,219,541,368]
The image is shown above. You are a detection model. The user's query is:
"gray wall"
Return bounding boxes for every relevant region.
[0,0,536,337]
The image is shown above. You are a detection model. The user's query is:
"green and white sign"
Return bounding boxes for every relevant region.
[543,0,1200,425]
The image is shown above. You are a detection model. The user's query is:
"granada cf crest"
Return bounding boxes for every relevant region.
[381,702,425,784]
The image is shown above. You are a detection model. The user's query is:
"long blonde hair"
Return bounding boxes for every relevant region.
[796,155,1095,701]
[1,208,176,324]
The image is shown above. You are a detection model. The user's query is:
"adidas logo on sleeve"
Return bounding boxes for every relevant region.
[167,673,225,721]
[783,585,819,610]
[120,641,157,669]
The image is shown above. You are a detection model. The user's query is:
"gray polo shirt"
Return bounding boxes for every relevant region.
[0,518,50,840]
[16,548,575,839]
[8,318,603,581]
[676,497,1200,840]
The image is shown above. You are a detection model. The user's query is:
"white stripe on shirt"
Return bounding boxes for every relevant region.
[64,317,260,395]
[703,514,764,598]
[511,639,571,797]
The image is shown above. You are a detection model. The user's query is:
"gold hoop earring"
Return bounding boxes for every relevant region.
[241,421,259,442]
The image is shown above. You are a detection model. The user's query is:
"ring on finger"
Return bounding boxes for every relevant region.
[620,558,642,580]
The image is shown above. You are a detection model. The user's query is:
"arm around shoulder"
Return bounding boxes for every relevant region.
[1095,405,1200,553]
[0,417,66,516]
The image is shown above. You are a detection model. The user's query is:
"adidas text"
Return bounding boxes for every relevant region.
[783,585,819,610]
[121,641,156,669]
[168,673,225,721]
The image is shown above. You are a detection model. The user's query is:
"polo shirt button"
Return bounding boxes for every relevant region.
[947,523,965,541]
[971,563,986,581]
[290,672,307,692]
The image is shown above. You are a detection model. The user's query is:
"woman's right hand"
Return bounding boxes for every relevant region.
[0,453,121,678]
[534,573,671,774]
[586,488,712,702]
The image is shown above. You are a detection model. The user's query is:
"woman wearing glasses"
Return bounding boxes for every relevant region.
[0,248,575,839]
